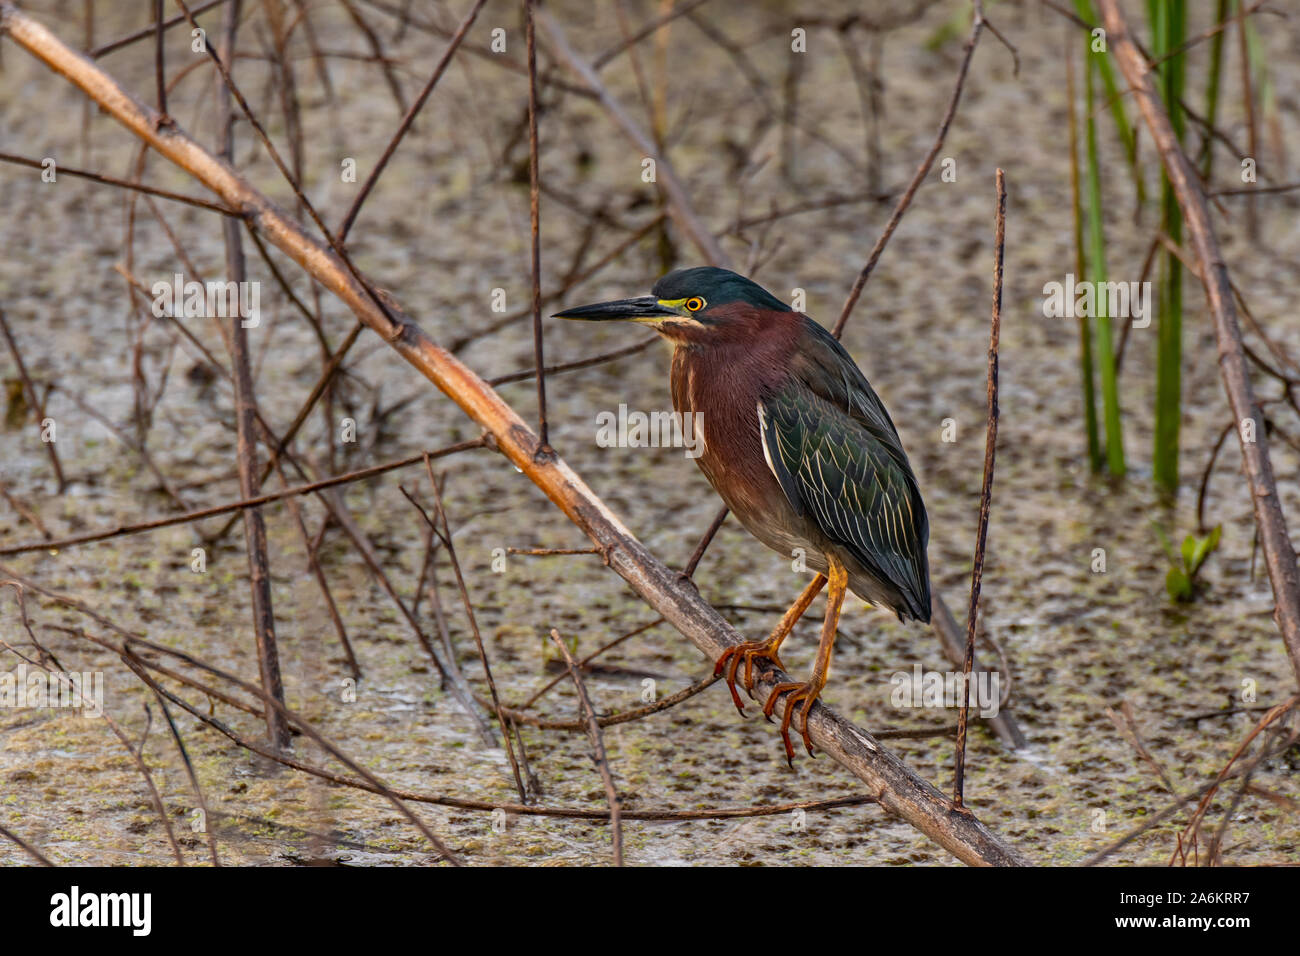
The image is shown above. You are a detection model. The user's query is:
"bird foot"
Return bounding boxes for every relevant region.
[713,640,785,716]
[762,678,826,767]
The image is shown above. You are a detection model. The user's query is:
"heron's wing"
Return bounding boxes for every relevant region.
[790,318,912,471]
[758,319,930,619]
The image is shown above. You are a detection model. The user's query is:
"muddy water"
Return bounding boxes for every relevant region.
[0,2,1296,865]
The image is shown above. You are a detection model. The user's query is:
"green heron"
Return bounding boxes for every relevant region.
[555,267,930,763]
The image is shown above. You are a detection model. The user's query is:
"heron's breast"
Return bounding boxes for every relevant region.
[670,346,801,539]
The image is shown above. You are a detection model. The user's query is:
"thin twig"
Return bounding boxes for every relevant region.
[953,168,1004,809]
[521,617,663,709]
[525,0,550,450]
[0,442,484,557]
[1170,696,1298,864]
[681,505,729,579]
[407,464,526,801]
[488,673,721,731]
[214,0,289,749]
[550,629,623,865]
[488,336,658,388]
[125,649,221,865]
[0,823,54,866]
[832,0,987,337]
[90,0,227,58]
[0,479,50,538]
[153,0,166,115]
[0,306,66,491]
[0,152,238,215]
[537,9,731,268]
[0,587,184,865]
[336,0,486,241]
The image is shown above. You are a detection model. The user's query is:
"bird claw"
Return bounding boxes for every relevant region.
[762,679,824,765]
[713,641,785,717]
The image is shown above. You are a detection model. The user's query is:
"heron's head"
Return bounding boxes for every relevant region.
[553,267,792,343]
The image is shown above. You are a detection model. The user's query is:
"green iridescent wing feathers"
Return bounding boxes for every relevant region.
[759,320,931,619]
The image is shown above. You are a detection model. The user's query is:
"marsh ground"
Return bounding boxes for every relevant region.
[0,0,1297,865]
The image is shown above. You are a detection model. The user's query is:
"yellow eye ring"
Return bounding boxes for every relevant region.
[685,297,705,312]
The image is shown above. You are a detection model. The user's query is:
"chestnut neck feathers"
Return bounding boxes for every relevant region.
[668,306,805,514]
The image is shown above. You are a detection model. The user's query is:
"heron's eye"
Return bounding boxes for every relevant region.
[686,297,705,312]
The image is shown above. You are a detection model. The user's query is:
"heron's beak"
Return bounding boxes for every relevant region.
[552,296,677,323]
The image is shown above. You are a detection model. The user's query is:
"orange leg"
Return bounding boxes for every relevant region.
[763,555,848,766]
[713,573,827,715]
